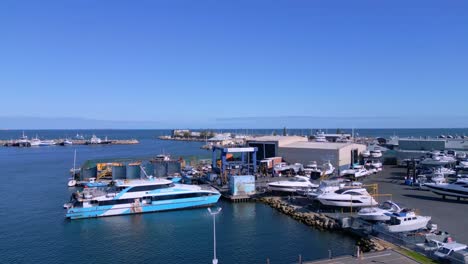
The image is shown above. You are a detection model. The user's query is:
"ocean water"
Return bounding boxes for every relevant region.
[1,128,467,141]
[0,138,357,264]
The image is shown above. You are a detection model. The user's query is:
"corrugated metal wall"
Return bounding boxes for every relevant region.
[277,148,339,168]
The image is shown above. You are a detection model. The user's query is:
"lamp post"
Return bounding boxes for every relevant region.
[207,207,222,264]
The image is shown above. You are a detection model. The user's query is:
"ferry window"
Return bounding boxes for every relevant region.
[127,184,172,192]
[412,217,417,220]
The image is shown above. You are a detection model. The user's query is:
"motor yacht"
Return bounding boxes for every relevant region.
[362,150,371,158]
[425,178,468,199]
[304,161,335,177]
[268,176,318,193]
[370,149,382,158]
[374,209,431,233]
[307,180,362,198]
[39,139,56,146]
[316,187,377,207]
[358,201,402,221]
[340,165,370,178]
[314,131,327,142]
[64,178,221,219]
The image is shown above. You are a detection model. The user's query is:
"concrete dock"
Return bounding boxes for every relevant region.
[304,250,420,264]
[363,165,468,244]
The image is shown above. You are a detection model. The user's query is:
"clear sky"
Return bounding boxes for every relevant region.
[1,0,467,128]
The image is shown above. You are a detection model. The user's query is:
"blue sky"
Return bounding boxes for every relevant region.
[0,0,467,128]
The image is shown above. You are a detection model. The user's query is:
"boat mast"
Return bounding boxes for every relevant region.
[73,149,77,173]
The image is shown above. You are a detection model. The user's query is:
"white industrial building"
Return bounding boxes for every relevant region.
[247,136,366,171]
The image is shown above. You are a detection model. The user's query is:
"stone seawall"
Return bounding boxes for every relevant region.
[257,196,386,252]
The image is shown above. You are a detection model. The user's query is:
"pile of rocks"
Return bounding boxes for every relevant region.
[258,196,387,252]
[258,197,340,230]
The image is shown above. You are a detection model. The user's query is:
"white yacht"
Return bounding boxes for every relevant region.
[89,135,102,144]
[273,162,303,175]
[39,139,56,146]
[340,165,370,178]
[374,209,431,233]
[362,150,371,158]
[456,152,466,159]
[304,161,335,177]
[457,161,468,170]
[30,136,41,146]
[268,176,318,193]
[421,152,457,166]
[316,188,377,207]
[64,178,221,220]
[370,149,382,158]
[358,201,402,221]
[303,161,320,175]
[425,179,468,199]
[314,131,327,142]
[307,180,362,198]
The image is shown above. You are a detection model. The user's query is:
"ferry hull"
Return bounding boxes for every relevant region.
[66,195,221,220]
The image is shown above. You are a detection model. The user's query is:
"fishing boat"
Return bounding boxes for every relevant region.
[64,178,221,219]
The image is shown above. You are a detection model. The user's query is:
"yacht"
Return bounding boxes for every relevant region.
[421,152,457,166]
[30,136,41,146]
[268,176,318,193]
[303,161,320,175]
[456,152,466,160]
[304,161,335,177]
[39,139,56,146]
[340,165,370,178]
[370,149,383,158]
[362,150,371,158]
[424,179,468,199]
[314,131,327,142]
[75,133,85,140]
[316,188,377,207]
[89,135,102,144]
[358,201,402,221]
[64,178,221,220]
[457,161,468,170]
[61,139,73,146]
[273,162,303,175]
[374,209,431,233]
[307,180,362,198]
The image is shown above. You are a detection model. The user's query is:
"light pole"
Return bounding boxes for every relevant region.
[207,207,222,264]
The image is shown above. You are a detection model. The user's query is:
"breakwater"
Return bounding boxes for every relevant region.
[257,196,386,252]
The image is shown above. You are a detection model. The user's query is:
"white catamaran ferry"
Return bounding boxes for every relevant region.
[64,178,221,220]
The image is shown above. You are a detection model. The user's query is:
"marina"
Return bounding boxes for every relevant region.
[2,129,468,263]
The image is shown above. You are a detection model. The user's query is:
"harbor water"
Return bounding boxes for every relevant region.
[0,137,357,264]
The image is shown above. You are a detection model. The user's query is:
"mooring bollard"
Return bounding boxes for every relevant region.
[266,257,270,264]
[299,254,302,264]
[328,249,332,259]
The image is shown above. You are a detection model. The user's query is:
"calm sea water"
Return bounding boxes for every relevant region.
[1,128,467,141]
[0,137,358,264]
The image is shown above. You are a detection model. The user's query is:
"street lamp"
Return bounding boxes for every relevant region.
[207,207,222,264]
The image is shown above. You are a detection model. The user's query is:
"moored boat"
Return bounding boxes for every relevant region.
[64,178,221,219]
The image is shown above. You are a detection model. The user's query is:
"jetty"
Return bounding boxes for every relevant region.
[1,139,139,147]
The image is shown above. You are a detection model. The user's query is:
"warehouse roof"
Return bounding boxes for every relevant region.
[281,141,364,150]
[247,135,308,147]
